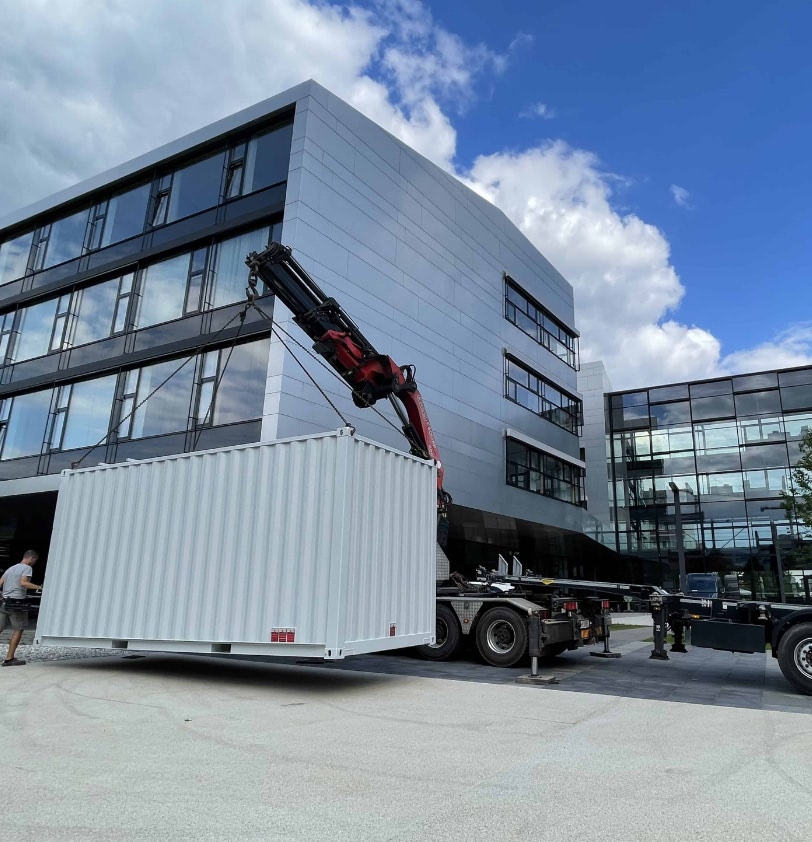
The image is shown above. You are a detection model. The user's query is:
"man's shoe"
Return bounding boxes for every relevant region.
[2,658,26,667]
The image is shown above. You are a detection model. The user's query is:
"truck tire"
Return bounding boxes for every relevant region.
[777,622,812,695]
[415,603,461,661]
[475,607,527,667]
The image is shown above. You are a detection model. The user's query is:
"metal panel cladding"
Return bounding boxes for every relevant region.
[36,428,436,657]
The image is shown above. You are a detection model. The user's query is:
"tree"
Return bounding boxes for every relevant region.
[781,429,812,551]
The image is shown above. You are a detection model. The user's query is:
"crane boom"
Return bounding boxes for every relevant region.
[246,242,450,528]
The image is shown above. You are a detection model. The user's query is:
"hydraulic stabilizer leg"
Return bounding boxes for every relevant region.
[649,594,669,661]
[670,617,688,654]
[590,612,621,658]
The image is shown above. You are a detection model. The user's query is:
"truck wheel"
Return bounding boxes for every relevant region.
[777,623,812,695]
[475,607,527,667]
[416,604,461,661]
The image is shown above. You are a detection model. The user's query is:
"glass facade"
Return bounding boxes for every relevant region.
[0,119,293,293]
[505,354,582,434]
[504,278,579,369]
[506,437,584,506]
[607,368,812,602]
[0,108,293,485]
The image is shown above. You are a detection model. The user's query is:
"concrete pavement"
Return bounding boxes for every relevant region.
[1,650,811,841]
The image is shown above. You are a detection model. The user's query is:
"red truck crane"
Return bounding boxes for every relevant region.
[245,243,612,668]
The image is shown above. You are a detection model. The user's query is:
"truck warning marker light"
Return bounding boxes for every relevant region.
[389,623,396,637]
[271,628,296,643]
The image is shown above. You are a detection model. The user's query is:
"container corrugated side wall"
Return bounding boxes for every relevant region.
[36,431,436,654]
[343,438,436,652]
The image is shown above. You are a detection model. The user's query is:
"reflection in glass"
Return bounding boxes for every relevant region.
[0,231,34,285]
[243,123,293,194]
[739,416,784,445]
[694,419,739,451]
[1,388,51,459]
[740,443,789,470]
[72,279,119,346]
[696,449,741,473]
[735,390,781,417]
[699,472,744,499]
[136,253,190,328]
[210,227,269,308]
[648,383,689,402]
[211,338,270,424]
[690,379,732,398]
[781,384,812,412]
[743,468,788,498]
[650,401,691,427]
[691,394,735,421]
[733,372,778,392]
[131,358,194,438]
[43,209,89,269]
[783,412,812,438]
[102,184,150,247]
[15,298,58,361]
[61,375,117,450]
[167,153,225,223]
[651,426,693,453]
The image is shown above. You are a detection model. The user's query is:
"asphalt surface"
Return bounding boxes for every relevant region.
[2,621,812,840]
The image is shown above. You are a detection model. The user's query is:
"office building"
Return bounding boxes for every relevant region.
[607,367,812,600]
[0,80,611,579]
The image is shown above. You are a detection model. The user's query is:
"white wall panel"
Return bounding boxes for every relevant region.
[36,429,436,658]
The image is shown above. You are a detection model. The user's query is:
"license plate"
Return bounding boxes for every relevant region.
[579,620,591,629]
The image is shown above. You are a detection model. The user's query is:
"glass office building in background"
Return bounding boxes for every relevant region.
[607,367,812,602]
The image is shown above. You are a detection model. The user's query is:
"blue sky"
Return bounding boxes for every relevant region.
[428,0,812,353]
[1,0,809,388]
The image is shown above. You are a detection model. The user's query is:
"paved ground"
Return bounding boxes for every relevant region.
[2,620,812,840]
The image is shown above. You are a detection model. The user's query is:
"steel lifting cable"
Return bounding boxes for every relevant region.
[70,304,251,469]
[249,299,405,440]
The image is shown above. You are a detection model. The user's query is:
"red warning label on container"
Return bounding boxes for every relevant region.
[271,628,296,643]
[389,623,396,637]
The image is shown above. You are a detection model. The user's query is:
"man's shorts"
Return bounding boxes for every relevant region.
[0,603,28,632]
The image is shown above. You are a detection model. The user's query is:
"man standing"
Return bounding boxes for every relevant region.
[0,550,42,667]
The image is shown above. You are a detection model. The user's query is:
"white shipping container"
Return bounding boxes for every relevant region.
[36,428,437,659]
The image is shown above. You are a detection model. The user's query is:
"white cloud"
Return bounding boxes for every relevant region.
[719,324,812,376]
[519,102,555,119]
[670,184,691,208]
[0,0,809,392]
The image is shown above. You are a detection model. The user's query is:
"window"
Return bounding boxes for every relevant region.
[738,416,784,445]
[101,183,151,247]
[0,388,52,459]
[650,401,691,427]
[194,338,271,427]
[166,152,225,223]
[506,437,583,506]
[691,394,735,421]
[71,277,121,346]
[689,379,732,398]
[0,231,34,285]
[0,311,14,361]
[504,279,578,369]
[505,355,581,433]
[242,123,294,194]
[123,358,195,439]
[733,372,778,392]
[780,383,812,412]
[14,298,60,362]
[135,253,192,329]
[210,227,269,308]
[50,375,117,451]
[38,208,90,269]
